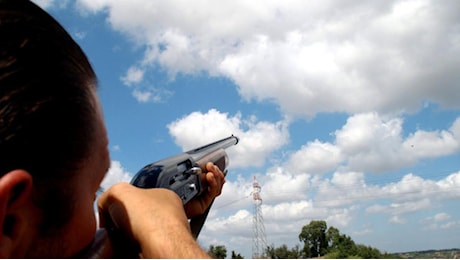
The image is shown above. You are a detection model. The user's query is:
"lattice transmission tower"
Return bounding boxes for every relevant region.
[252,176,268,258]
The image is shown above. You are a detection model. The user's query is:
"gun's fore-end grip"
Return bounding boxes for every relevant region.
[195,148,228,175]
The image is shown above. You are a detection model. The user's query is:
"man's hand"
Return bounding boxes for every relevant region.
[97,183,210,258]
[184,162,226,218]
[96,162,225,258]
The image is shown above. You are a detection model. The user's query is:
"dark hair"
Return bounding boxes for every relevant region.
[0,0,98,233]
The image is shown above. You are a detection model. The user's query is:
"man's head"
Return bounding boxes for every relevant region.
[0,0,110,257]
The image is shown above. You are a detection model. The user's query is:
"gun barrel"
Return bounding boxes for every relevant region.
[186,135,239,162]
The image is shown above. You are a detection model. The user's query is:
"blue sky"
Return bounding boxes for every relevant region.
[35,0,460,257]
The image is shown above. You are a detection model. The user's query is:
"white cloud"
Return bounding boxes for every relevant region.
[119,66,175,103]
[200,209,254,254]
[167,109,289,168]
[450,118,460,140]
[74,31,87,40]
[421,212,456,230]
[353,228,372,236]
[335,113,403,155]
[440,221,460,229]
[369,198,433,215]
[335,112,410,172]
[111,144,121,152]
[263,201,314,221]
[131,89,151,103]
[381,174,436,202]
[403,129,459,158]
[262,167,311,203]
[389,215,407,224]
[331,171,365,188]
[286,140,343,174]
[130,87,173,103]
[436,171,460,199]
[432,213,451,222]
[212,174,253,211]
[285,114,460,174]
[326,208,354,228]
[100,160,133,190]
[77,0,460,116]
[121,66,145,86]
[205,209,252,235]
[315,171,370,208]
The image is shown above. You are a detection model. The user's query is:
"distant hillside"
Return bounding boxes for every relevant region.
[392,248,460,259]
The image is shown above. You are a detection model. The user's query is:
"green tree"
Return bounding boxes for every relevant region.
[287,244,302,259]
[274,244,290,259]
[265,244,302,259]
[276,244,291,259]
[355,244,383,259]
[265,244,276,259]
[208,245,227,259]
[326,226,341,252]
[324,225,386,258]
[331,234,357,258]
[231,250,244,259]
[298,220,387,259]
[299,220,328,258]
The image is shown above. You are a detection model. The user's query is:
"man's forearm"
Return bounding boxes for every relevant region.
[139,221,210,259]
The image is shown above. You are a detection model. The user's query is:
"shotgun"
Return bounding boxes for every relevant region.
[77,135,239,258]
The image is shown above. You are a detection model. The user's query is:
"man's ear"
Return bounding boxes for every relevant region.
[0,170,33,258]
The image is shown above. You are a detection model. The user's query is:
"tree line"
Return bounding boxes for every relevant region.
[207,220,394,258]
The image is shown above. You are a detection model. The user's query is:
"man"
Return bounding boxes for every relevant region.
[0,0,225,258]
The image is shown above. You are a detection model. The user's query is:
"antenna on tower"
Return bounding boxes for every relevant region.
[252,176,268,258]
